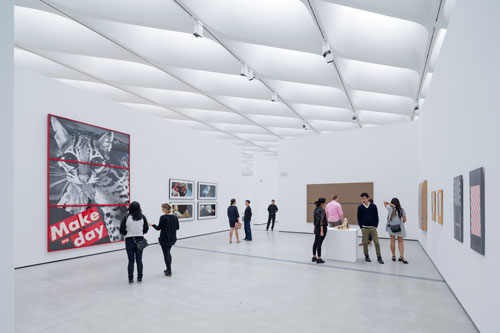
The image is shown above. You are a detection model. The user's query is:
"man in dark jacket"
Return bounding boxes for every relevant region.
[266,200,278,231]
[357,193,384,264]
[243,200,253,241]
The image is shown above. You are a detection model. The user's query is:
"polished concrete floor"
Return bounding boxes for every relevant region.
[16,229,477,333]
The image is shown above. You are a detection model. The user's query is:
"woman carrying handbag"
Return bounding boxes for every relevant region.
[384,198,408,264]
[119,201,149,283]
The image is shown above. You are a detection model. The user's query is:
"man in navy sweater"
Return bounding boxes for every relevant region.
[357,193,384,264]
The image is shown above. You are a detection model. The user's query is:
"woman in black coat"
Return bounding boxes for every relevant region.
[312,198,328,264]
[149,203,179,277]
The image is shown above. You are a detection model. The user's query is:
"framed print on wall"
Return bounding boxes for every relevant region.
[48,114,130,252]
[437,189,444,225]
[198,182,217,200]
[198,202,217,220]
[170,203,195,222]
[169,179,195,200]
[453,175,464,242]
[469,167,485,255]
[431,191,437,222]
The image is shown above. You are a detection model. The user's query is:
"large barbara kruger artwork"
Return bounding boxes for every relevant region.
[48,115,130,252]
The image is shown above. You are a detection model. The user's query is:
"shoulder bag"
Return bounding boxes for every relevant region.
[134,237,149,251]
[388,208,402,233]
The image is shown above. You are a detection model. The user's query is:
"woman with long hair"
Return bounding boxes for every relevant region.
[119,201,149,283]
[312,198,328,264]
[227,198,241,243]
[384,198,408,264]
[149,203,180,277]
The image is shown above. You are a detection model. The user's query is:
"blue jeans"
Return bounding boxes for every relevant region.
[244,221,252,240]
[125,237,144,280]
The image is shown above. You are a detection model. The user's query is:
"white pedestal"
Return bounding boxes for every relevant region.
[324,226,359,263]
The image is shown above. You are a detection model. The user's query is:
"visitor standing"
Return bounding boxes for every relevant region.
[149,203,180,277]
[119,201,149,283]
[357,193,384,264]
[243,200,253,241]
[325,195,344,228]
[312,198,328,264]
[384,198,408,264]
[227,199,241,243]
[266,199,278,231]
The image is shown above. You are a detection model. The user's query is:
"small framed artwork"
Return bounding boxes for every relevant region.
[418,180,428,231]
[453,175,464,242]
[170,203,195,222]
[431,191,437,222]
[437,189,444,225]
[198,182,217,200]
[198,202,217,220]
[469,167,485,255]
[169,179,195,200]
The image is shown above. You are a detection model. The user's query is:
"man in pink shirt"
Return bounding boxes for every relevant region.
[325,195,344,228]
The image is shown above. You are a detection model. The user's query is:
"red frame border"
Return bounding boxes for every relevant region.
[47,114,131,252]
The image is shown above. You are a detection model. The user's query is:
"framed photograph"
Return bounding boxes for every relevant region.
[198,182,217,200]
[469,167,485,255]
[198,202,217,220]
[170,203,195,222]
[418,180,428,231]
[169,179,195,200]
[431,191,437,222]
[453,175,464,242]
[47,114,130,252]
[437,189,444,225]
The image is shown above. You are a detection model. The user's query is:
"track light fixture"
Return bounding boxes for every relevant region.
[414,101,420,112]
[271,92,278,102]
[193,20,204,38]
[240,64,249,77]
[302,122,309,131]
[322,41,333,64]
[247,69,255,81]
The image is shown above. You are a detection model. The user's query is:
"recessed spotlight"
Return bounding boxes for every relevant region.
[271,92,278,102]
[193,20,204,38]
[322,41,333,64]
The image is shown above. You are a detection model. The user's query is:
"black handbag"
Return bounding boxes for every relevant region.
[390,224,402,233]
[134,237,149,251]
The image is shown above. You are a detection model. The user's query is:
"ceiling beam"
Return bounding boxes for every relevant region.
[16,44,276,155]
[38,0,284,141]
[305,0,362,128]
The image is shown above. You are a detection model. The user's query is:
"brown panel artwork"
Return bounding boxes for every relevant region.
[431,191,437,222]
[306,182,374,225]
[437,189,444,225]
[418,180,428,231]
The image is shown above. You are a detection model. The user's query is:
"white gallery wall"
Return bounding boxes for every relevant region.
[14,68,245,268]
[279,121,419,239]
[1,1,15,332]
[417,0,499,331]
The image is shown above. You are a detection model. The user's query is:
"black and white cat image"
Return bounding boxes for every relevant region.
[50,117,129,242]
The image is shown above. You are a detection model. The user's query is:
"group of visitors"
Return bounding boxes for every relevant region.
[119,202,179,283]
[312,192,408,265]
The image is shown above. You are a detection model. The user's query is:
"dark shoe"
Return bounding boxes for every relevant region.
[377,257,384,264]
[166,271,172,277]
[316,258,325,264]
[137,277,142,282]
[312,257,317,262]
[392,256,396,262]
[128,279,134,284]
[398,257,409,264]
[271,229,274,231]
[365,256,371,262]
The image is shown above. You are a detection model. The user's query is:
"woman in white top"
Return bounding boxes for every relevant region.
[119,201,149,283]
[384,198,408,264]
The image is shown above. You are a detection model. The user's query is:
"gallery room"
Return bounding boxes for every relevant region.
[0,0,498,332]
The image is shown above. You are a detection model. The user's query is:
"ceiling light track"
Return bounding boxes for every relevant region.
[16,44,275,155]
[37,0,283,143]
[172,0,320,134]
[306,0,362,128]
[412,0,444,120]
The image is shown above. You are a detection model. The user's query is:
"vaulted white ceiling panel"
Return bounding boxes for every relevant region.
[181,0,322,53]
[358,110,411,125]
[214,96,297,117]
[351,90,414,115]
[308,120,358,131]
[313,1,430,71]
[209,123,270,135]
[337,58,420,98]
[246,115,303,129]
[291,103,354,122]
[174,108,252,125]
[54,79,146,104]
[120,103,189,120]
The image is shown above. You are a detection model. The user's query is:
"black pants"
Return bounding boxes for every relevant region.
[266,214,276,230]
[244,221,252,240]
[160,243,173,272]
[125,237,143,280]
[313,234,326,257]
